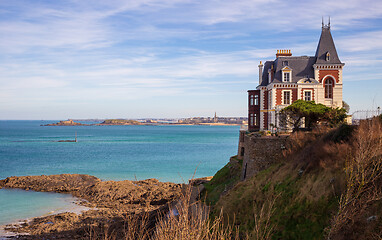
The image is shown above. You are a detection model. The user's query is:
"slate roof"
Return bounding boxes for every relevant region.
[315,26,342,64]
[259,56,316,86]
[258,25,342,87]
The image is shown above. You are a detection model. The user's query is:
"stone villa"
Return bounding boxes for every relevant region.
[248,20,344,131]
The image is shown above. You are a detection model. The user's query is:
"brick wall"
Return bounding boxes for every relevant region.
[319,70,339,83]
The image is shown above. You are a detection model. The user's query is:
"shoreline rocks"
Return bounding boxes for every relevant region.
[0,174,184,239]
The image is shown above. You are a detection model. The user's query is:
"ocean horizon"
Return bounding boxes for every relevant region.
[0,120,239,227]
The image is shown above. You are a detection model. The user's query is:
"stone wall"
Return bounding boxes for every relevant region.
[241,134,288,180]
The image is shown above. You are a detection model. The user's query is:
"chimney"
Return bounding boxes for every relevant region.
[258,61,263,85]
[276,49,292,58]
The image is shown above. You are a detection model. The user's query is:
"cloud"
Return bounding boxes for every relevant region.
[337,31,382,52]
[0,0,381,118]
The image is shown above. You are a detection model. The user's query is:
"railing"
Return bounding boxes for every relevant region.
[351,108,381,125]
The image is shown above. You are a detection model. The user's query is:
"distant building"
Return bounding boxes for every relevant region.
[248,20,344,131]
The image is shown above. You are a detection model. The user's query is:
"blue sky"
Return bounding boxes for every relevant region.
[1,0,381,120]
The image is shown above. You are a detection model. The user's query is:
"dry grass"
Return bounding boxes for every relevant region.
[91,184,243,240]
[327,118,382,239]
[153,184,239,240]
[247,193,278,240]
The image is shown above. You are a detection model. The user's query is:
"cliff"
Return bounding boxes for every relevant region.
[203,118,382,239]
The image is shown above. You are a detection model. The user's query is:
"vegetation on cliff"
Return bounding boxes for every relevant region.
[203,117,382,239]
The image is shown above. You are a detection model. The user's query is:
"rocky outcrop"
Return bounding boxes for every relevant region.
[0,174,100,193]
[1,174,183,239]
[0,175,182,211]
[43,120,88,126]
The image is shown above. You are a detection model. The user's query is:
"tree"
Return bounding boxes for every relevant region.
[280,100,347,131]
[323,107,347,127]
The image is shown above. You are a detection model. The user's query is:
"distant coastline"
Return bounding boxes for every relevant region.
[43,117,247,126]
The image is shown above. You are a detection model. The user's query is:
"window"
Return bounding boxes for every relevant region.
[283,91,291,105]
[325,78,333,98]
[326,52,330,61]
[250,94,254,106]
[283,72,290,82]
[250,113,258,126]
[254,94,259,105]
[304,91,311,101]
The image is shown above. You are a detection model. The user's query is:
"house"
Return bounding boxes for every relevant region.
[248,20,344,131]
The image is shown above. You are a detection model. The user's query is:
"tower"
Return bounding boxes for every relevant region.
[313,18,344,108]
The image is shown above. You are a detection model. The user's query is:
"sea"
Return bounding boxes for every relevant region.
[0,120,239,227]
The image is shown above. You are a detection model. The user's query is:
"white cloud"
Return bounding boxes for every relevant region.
[0,0,382,118]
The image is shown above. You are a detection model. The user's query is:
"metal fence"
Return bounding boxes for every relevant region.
[351,108,381,125]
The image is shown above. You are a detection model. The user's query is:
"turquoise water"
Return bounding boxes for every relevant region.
[0,188,80,226]
[0,120,239,226]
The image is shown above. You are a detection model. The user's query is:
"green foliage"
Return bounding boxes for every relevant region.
[323,107,347,127]
[203,157,242,206]
[270,177,338,240]
[280,100,347,131]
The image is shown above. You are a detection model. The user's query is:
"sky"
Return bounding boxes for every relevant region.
[1,0,382,120]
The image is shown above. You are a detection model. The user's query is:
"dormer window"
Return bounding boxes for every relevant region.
[281,66,292,82]
[326,52,330,61]
[284,72,290,82]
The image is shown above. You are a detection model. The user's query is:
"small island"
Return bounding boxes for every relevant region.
[43,119,88,126]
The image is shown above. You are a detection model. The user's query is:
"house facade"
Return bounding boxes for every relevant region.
[248,21,344,131]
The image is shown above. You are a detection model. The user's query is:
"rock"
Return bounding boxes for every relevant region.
[0,174,183,239]
[0,174,101,193]
[43,120,88,126]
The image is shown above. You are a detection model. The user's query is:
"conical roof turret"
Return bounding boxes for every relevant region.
[315,22,342,64]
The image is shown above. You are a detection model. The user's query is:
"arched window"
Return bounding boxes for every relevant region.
[326,52,330,61]
[325,78,333,98]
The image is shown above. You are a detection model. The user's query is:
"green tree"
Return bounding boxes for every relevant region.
[323,107,347,127]
[280,100,346,131]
